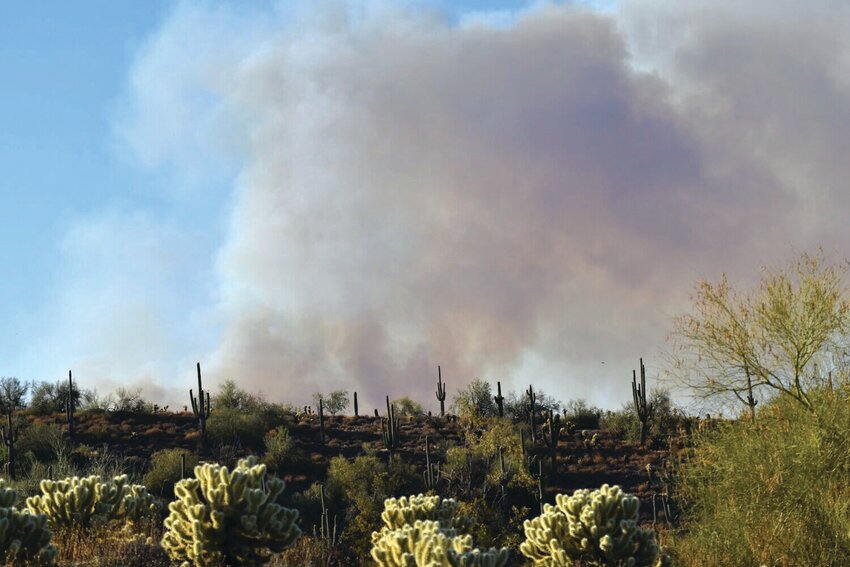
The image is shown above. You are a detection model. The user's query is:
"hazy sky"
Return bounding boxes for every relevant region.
[2,0,847,412]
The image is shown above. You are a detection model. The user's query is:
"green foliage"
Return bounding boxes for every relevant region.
[207,406,268,452]
[142,449,199,499]
[392,397,424,417]
[213,379,265,411]
[319,453,420,560]
[520,484,668,566]
[263,426,305,473]
[0,377,27,414]
[111,387,152,412]
[0,480,57,566]
[20,423,64,464]
[503,389,559,424]
[451,379,497,421]
[27,380,81,416]
[562,399,602,430]
[25,474,157,529]
[312,391,349,416]
[669,386,850,566]
[161,456,301,566]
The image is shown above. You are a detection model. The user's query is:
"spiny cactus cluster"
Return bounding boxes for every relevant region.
[378,494,469,533]
[161,456,300,567]
[372,520,509,567]
[26,474,157,529]
[0,480,56,566]
[520,484,669,567]
[372,494,508,567]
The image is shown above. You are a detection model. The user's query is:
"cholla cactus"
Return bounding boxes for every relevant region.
[119,483,160,525]
[0,480,57,565]
[371,520,509,567]
[520,484,669,566]
[161,456,300,566]
[379,494,470,533]
[25,474,143,528]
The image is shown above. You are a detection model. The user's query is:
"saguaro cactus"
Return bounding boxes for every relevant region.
[543,410,562,475]
[1,412,16,481]
[436,366,447,417]
[0,480,57,565]
[354,391,359,417]
[423,436,440,491]
[161,456,300,566]
[189,362,211,440]
[382,396,400,457]
[66,370,75,439]
[526,385,537,440]
[494,381,505,418]
[632,358,653,446]
[498,446,509,518]
[318,397,326,445]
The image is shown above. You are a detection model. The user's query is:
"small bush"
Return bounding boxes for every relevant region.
[206,407,268,452]
[392,397,424,417]
[451,378,497,421]
[563,399,602,430]
[263,426,305,473]
[312,391,349,416]
[143,449,199,499]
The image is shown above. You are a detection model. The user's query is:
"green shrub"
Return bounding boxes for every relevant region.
[312,390,349,416]
[263,426,305,474]
[320,453,420,559]
[17,423,64,465]
[452,378,497,421]
[563,399,602,430]
[206,406,268,452]
[142,449,199,499]
[669,386,850,566]
[161,456,300,566]
[392,396,424,417]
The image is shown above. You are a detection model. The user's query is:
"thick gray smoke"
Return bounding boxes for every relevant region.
[112,1,850,411]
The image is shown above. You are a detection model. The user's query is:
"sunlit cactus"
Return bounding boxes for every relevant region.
[371,520,509,567]
[161,456,300,566]
[25,474,144,528]
[378,494,469,533]
[520,484,670,566]
[0,480,57,565]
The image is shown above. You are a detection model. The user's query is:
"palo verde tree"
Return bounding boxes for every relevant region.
[667,250,850,416]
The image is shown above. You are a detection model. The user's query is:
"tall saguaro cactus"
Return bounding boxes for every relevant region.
[318,398,326,445]
[543,410,562,475]
[632,358,653,446]
[0,412,15,481]
[526,385,537,440]
[67,370,75,439]
[382,396,400,457]
[190,362,212,440]
[494,381,505,417]
[435,366,446,417]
